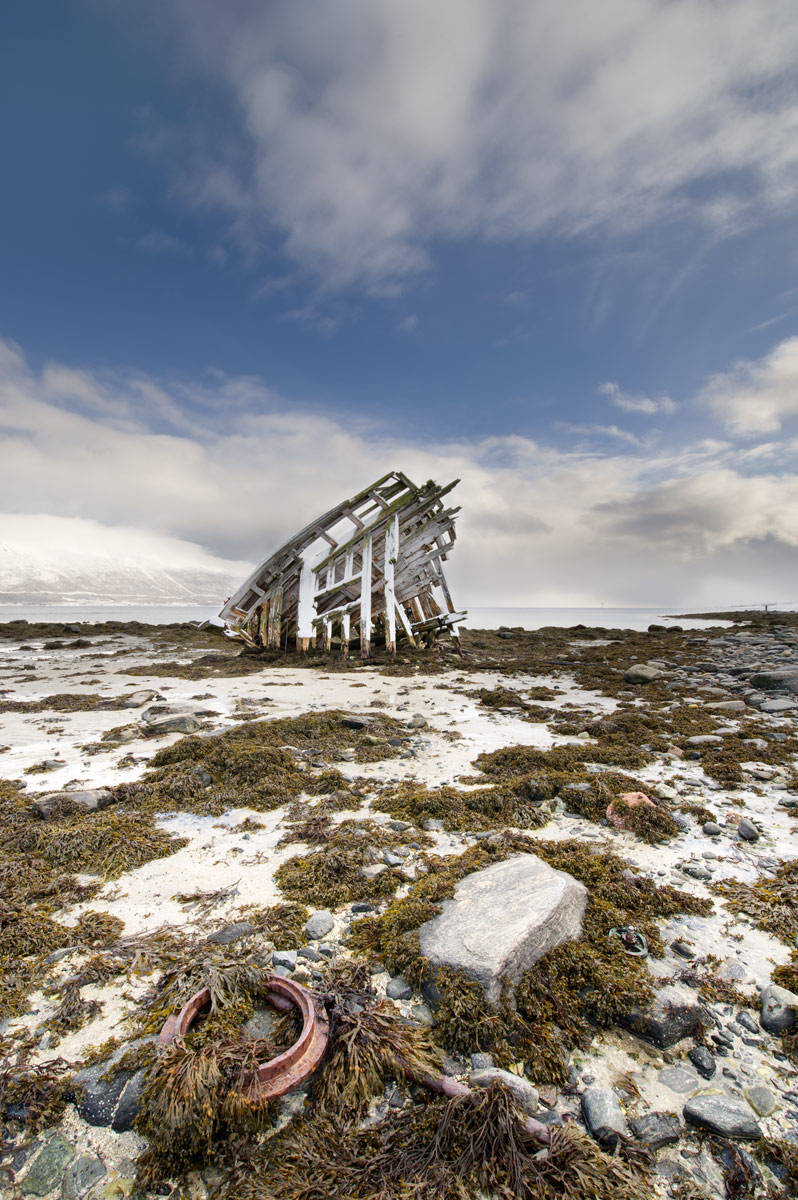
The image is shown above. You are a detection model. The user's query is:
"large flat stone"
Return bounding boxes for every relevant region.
[417,854,587,1004]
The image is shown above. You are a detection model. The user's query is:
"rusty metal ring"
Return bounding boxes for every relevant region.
[157,973,330,1102]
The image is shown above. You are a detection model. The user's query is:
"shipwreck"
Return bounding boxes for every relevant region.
[220,471,465,658]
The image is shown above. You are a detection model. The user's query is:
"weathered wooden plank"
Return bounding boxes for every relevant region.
[360,533,372,659]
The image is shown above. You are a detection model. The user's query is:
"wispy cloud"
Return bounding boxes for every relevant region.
[598,381,677,416]
[150,0,798,291]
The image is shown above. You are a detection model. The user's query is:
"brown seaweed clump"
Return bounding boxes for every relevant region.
[0,1049,74,1147]
[373,779,551,833]
[217,1085,651,1200]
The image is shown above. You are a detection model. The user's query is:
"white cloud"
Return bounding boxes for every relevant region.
[598,381,676,416]
[699,336,798,434]
[2,336,798,607]
[151,0,798,290]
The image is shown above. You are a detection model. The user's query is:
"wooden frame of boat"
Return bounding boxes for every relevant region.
[219,471,465,658]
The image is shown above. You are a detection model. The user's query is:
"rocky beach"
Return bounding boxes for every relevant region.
[0,613,797,1199]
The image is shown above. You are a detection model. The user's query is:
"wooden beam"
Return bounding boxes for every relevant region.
[341,612,351,659]
[360,533,372,658]
[384,513,397,653]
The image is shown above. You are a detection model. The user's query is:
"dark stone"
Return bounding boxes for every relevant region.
[386,975,413,1001]
[351,901,375,912]
[736,1011,758,1034]
[671,941,696,959]
[717,1144,760,1186]
[629,1111,682,1151]
[581,1087,628,1146]
[683,1095,761,1140]
[111,1069,147,1132]
[340,714,369,729]
[688,1045,716,1079]
[702,822,722,836]
[206,921,255,945]
[620,984,706,1048]
[737,818,759,842]
[73,1063,130,1127]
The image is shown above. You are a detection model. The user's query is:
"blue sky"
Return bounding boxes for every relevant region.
[2,0,798,606]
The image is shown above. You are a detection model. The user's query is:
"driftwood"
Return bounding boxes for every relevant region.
[220,471,465,658]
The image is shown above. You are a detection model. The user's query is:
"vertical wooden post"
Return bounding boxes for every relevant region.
[297,557,315,654]
[268,590,283,648]
[360,534,372,659]
[341,612,351,658]
[321,617,332,652]
[384,515,398,653]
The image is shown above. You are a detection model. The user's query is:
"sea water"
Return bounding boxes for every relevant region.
[0,602,756,631]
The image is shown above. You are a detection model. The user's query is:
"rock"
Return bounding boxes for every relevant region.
[744,1085,778,1117]
[470,1052,495,1070]
[683,1094,761,1140]
[340,714,369,729]
[20,1135,75,1197]
[760,698,797,713]
[144,713,201,735]
[305,911,334,940]
[737,818,759,841]
[671,941,696,959]
[629,1111,681,1151]
[606,791,656,831]
[351,901,375,913]
[708,700,747,713]
[659,1066,701,1093]
[273,950,298,970]
[31,788,114,819]
[110,1070,147,1132]
[749,668,798,694]
[383,850,404,867]
[120,689,157,708]
[409,1002,434,1026]
[206,921,255,945]
[581,1087,628,1147]
[408,715,428,729]
[470,1068,539,1114]
[417,854,587,1004]
[361,863,389,878]
[386,975,413,1001]
[688,1045,716,1079]
[761,983,798,1033]
[702,821,722,836]
[62,1154,106,1199]
[736,1011,758,1034]
[624,664,664,684]
[620,983,706,1048]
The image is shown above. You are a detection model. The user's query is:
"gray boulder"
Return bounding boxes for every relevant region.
[624,664,663,684]
[749,668,798,694]
[581,1087,628,1146]
[144,713,201,735]
[470,1068,538,1114]
[72,1037,155,1132]
[737,818,759,842]
[761,983,798,1033]
[18,1135,75,1197]
[206,921,255,945]
[417,854,587,1004]
[620,983,706,1047]
[31,788,114,820]
[683,1094,761,1140]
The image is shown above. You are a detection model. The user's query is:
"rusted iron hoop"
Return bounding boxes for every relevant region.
[157,973,330,1102]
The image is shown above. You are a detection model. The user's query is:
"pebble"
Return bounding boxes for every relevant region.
[581,1087,628,1147]
[702,821,721,836]
[386,975,413,1001]
[304,910,335,940]
[744,1085,778,1117]
[629,1111,682,1151]
[19,1135,75,1196]
[737,818,760,841]
[688,1045,716,1079]
[470,1068,539,1114]
[273,949,298,970]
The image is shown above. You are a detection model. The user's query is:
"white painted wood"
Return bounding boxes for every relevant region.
[384,514,398,652]
[296,554,317,639]
[360,533,372,657]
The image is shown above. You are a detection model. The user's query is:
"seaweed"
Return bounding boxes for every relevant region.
[0,1049,74,1145]
[241,902,310,950]
[216,1085,651,1200]
[373,779,550,833]
[712,859,798,947]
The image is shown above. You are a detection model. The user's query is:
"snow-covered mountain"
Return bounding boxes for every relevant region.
[0,515,252,606]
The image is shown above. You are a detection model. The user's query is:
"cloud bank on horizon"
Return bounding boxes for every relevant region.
[2,334,798,608]
[2,0,798,608]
